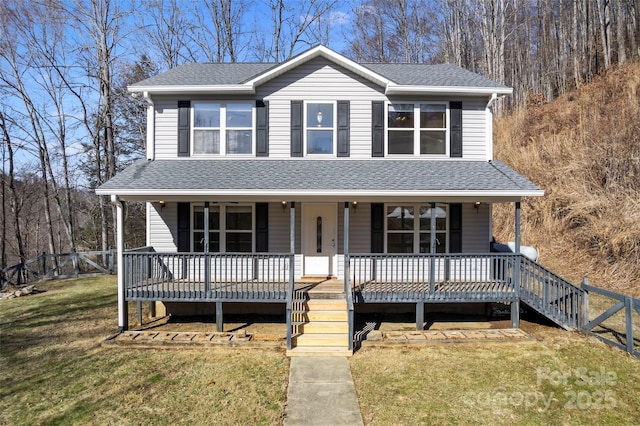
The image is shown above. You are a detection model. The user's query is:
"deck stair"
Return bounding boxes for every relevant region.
[287,279,352,357]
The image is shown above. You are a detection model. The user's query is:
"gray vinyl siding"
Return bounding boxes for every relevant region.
[256,57,386,158]
[154,99,179,159]
[147,202,178,251]
[461,202,491,252]
[461,98,488,160]
[150,60,490,160]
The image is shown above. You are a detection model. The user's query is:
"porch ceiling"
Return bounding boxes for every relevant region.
[96,159,543,202]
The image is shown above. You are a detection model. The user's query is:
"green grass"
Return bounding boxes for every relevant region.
[3,276,640,425]
[351,323,640,425]
[0,277,288,425]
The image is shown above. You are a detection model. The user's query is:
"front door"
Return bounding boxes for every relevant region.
[302,203,337,277]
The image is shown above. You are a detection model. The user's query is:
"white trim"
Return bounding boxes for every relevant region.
[97,188,545,199]
[386,85,513,96]
[143,92,155,160]
[128,85,254,94]
[245,45,391,90]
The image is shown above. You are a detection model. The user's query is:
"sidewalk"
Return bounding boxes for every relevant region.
[284,357,364,426]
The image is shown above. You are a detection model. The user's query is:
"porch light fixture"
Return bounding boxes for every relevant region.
[474,201,481,212]
[352,201,358,211]
[158,200,166,211]
[282,201,288,210]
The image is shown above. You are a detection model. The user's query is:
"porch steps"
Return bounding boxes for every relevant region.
[287,279,352,357]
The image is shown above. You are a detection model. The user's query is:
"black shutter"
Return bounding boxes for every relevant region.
[177,202,190,252]
[449,203,462,253]
[372,101,384,157]
[371,203,384,253]
[337,100,350,157]
[256,100,269,156]
[255,203,269,252]
[450,101,462,158]
[178,101,190,157]
[290,100,303,157]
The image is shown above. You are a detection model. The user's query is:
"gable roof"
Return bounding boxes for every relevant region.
[97,159,542,201]
[129,45,512,96]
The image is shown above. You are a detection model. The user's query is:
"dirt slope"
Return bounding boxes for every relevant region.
[493,62,640,295]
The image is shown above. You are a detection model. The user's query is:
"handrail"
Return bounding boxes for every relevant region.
[124,251,292,302]
[344,254,355,351]
[581,282,640,357]
[350,252,520,302]
[1,250,117,290]
[519,256,585,329]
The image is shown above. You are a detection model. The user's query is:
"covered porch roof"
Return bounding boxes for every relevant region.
[96,159,543,203]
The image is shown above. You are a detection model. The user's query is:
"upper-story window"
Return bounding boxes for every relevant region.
[306,102,335,155]
[192,102,253,155]
[387,103,448,156]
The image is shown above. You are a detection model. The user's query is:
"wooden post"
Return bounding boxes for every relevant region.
[416,302,424,331]
[429,202,436,295]
[581,276,589,330]
[204,202,211,294]
[216,301,223,332]
[625,296,634,354]
[344,202,353,350]
[512,201,522,328]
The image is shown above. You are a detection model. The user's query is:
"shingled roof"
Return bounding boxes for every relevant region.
[97,159,542,199]
[129,45,510,92]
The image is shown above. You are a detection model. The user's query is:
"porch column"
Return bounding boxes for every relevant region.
[344,202,354,349]
[343,202,350,281]
[512,201,522,328]
[114,196,128,332]
[286,202,296,351]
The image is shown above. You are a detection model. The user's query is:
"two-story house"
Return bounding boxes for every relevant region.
[97,45,556,356]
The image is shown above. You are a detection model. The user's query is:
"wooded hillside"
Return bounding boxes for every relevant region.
[494,61,640,295]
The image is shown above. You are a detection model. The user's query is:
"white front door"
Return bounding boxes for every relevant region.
[302,203,337,277]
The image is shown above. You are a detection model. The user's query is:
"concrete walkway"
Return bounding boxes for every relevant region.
[284,357,364,426]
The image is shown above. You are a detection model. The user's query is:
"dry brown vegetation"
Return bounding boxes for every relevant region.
[494,61,640,296]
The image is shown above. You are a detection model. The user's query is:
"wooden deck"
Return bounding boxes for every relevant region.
[354,279,517,303]
[127,278,322,302]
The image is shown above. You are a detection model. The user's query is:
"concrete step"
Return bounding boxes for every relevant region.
[297,321,349,334]
[286,346,353,357]
[293,333,349,347]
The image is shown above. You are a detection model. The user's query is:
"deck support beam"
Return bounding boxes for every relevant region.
[216,301,223,332]
[115,196,128,332]
[512,201,522,328]
[416,302,424,330]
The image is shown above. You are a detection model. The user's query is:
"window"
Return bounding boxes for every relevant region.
[306,102,334,154]
[193,205,220,252]
[386,204,447,253]
[225,206,252,252]
[387,103,447,155]
[192,204,253,252]
[192,102,253,155]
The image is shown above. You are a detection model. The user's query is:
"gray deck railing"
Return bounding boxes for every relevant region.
[1,250,117,290]
[519,257,585,329]
[581,282,640,357]
[124,251,293,302]
[349,253,520,303]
